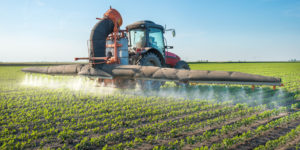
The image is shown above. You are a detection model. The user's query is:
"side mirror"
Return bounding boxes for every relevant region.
[165,28,176,37]
[172,30,176,37]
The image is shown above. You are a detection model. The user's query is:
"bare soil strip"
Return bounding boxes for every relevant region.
[183,113,288,149]
[136,111,265,149]
[278,132,300,150]
[79,106,232,147]
[232,118,300,150]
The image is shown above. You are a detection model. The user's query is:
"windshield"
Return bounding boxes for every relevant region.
[129,29,146,48]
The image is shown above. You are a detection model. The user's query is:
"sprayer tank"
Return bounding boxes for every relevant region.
[105,38,129,65]
[106,40,114,56]
[118,38,129,65]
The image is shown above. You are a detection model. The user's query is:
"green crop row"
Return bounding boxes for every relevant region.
[205,111,300,150]
[103,105,266,149]
[0,63,299,149]
[150,107,285,150]
[254,124,300,150]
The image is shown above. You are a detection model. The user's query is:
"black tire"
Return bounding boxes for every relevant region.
[175,60,190,70]
[137,53,162,90]
[175,60,190,86]
[137,52,162,67]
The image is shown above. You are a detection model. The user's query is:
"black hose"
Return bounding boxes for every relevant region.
[89,19,114,63]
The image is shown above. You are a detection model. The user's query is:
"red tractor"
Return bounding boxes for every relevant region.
[125,20,190,88]
[126,20,190,70]
[76,8,190,88]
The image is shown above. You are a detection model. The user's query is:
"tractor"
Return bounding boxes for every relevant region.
[126,20,189,70]
[125,20,190,88]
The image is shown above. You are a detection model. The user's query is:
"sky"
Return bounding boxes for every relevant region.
[0,0,299,62]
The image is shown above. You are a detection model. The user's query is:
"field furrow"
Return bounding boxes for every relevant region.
[0,63,299,149]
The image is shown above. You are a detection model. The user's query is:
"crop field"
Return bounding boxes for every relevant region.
[0,62,300,149]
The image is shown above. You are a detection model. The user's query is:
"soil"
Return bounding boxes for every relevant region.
[231,118,300,150]
[183,113,288,150]
[278,132,300,150]
[136,111,265,149]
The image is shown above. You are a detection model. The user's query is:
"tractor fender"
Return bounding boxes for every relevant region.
[165,51,181,68]
[141,47,165,66]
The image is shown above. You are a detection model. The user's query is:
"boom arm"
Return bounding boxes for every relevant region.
[22,64,281,86]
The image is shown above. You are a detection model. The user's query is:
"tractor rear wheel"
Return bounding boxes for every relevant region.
[137,52,162,66]
[137,52,162,90]
[175,60,190,86]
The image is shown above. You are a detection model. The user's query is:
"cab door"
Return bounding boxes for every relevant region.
[148,28,165,57]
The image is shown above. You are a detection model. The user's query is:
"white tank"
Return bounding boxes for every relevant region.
[118,38,129,65]
[105,40,114,56]
[105,38,129,65]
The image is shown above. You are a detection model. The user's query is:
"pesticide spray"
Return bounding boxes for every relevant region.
[21,74,294,108]
[22,74,117,95]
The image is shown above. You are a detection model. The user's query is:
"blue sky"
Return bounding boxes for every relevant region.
[0,0,299,62]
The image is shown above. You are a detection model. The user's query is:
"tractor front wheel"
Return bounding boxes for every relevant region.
[175,60,190,70]
[175,60,190,86]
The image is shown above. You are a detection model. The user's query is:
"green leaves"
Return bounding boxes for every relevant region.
[0,64,299,149]
[254,125,300,150]
[57,128,76,143]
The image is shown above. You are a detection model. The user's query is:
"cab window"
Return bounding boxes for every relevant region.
[149,28,164,51]
[130,29,146,48]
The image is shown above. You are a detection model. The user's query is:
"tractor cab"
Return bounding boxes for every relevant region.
[126,20,165,58]
[126,20,183,69]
